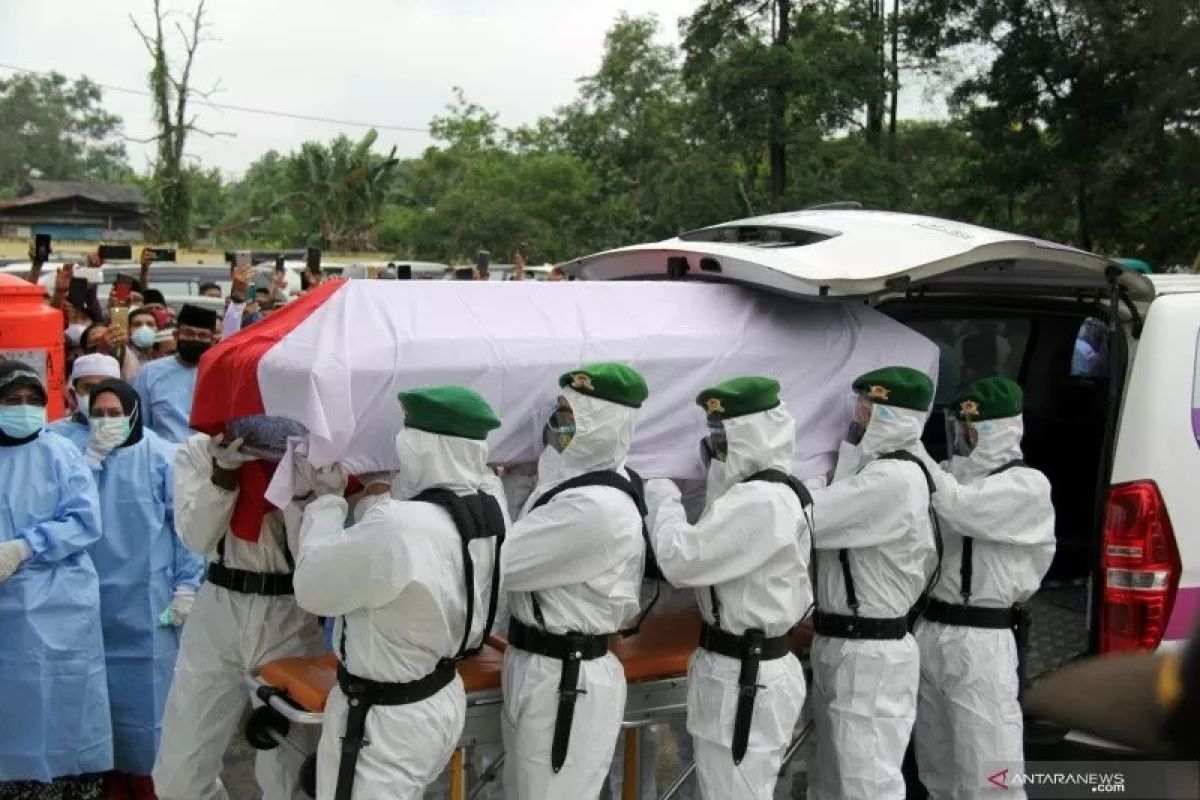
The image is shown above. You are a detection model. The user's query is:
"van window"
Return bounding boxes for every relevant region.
[1070,317,1109,379]
[906,318,1031,405]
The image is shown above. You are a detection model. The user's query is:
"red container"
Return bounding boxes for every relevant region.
[0,274,66,420]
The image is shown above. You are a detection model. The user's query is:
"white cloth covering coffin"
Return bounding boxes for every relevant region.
[252,280,938,505]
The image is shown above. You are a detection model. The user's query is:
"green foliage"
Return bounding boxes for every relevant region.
[0,72,130,195]
[12,5,1198,268]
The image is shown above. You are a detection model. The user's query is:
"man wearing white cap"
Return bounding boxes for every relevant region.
[49,353,123,451]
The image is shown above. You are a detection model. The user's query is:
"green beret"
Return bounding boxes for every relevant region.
[695,376,781,419]
[559,362,649,409]
[398,385,501,441]
[852,366,934,412]
[955,377,1023,421]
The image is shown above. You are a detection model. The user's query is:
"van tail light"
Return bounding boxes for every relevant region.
[1099,481,1181,653]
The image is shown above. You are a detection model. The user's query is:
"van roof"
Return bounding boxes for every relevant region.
[1145,274,1200,295]
[570,209,1154,302]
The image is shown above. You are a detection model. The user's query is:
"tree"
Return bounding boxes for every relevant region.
[282,130,400,250]
[0,72,129,196]
[132,0,224,244]
[682,0,883,208]
[904,0,1200,250]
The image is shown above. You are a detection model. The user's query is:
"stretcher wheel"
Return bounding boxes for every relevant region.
[245,705,290,750]
[299,754,317,798]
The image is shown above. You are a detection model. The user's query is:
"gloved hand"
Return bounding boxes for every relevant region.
[643,477,681,511]
[163,588,196,627]
[0,539,33,582]
[293,454,347,497]
[208,435,252,471]
[803,475,828,491]
[358,471,395,494]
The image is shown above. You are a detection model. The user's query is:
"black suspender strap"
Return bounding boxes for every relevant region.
[877,450,942,626]
[961,538,975,604]
[410,488,507,662]
[959,460,1026,605]
[709,586,722,629]
[526,468,660,636]
[838,549,859,616]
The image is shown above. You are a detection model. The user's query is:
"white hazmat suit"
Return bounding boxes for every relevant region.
[807,402,937,800]
[293,427,508,800]
[914,415,1055,799]
[153,433,325,800]
[501,386,645,799]
[643,403,811,800]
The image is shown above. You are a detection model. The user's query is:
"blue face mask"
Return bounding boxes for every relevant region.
[0,405,46,439]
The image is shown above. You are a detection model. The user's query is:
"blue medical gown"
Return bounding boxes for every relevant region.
[0,430,112,781]
[131,357,199,444]
[90,430,205,774]
[47,416,89,453]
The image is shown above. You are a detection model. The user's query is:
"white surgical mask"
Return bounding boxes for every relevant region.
[73,391,90,416]
[89,416,131,456]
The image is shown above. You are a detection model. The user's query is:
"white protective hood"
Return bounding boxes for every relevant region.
[532,386,637,490]
[949,415,1025,482]
[706,403,797,500]
[835,401,930,480]
[393,427,494,500]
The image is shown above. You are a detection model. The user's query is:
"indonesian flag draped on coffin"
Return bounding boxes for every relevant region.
[191,279,938,505]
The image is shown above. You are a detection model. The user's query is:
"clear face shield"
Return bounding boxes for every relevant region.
[538,396,576,454]
[698,415,728,471]
[950,417,978,457]
[846,393,873,446]
[228,414,309,462]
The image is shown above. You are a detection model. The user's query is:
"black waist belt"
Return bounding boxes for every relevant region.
[507,617,611,660]
[507,616,611,774]
[207,562,294,596]
[923,598,1017,629]
[698,622,790,661]
[697,622,792,765]
[814,611,908,640]
[923,599,1033,700]
[334,661,456,800]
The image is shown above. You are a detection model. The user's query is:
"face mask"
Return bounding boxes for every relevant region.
[89,416,131,454]
[543,407,576,453]
[952,421,976,457]
[700,421,727,470]
[131,326,158,350]
[73,391,90,418]
[177,340,211,365]
[0,405,46,439]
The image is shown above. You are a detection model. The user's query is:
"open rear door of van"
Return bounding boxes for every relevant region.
[567,209,1154,303]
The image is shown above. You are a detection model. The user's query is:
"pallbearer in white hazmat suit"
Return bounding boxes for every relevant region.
[914,377,1055,799]
[642,376,812,799]
[293,386,508,800]
[154,422,325,800]
[501,363,649,799]
[807,366,938,800]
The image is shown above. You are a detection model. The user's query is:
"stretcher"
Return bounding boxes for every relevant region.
[245,612,704,799]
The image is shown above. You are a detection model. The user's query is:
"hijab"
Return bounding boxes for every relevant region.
[88,378,145,448]
[0,360,47,447]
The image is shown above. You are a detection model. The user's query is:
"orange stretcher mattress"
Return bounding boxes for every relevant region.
[258,613,706,715]
[259,637,508,713]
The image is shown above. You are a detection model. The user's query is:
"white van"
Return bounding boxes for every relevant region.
[568,209,1192,759]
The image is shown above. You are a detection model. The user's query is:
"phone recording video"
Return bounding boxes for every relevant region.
[98,244,133,262]
[33,234,51,263]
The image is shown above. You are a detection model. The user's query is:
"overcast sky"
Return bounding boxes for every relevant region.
[0,0,945,178]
